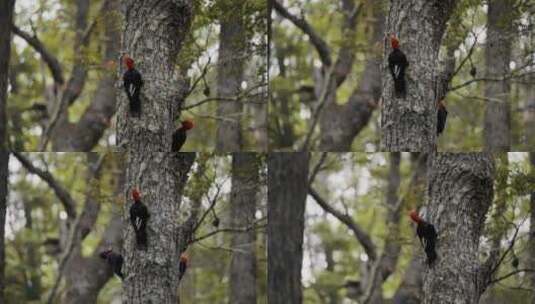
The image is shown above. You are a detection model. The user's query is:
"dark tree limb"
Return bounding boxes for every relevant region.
[11,26,65,85]
[272,0,332,66]
[13,152,77,219]
[308,186,378,261]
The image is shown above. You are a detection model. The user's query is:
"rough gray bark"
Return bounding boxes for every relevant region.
[317,3,383,151]
[483,0,514,152]
[116,0,193,151]
[529,153,535,304]
[268,152,309,304]
[423,153,495,304]
[229,153,259,304]
[0,0,14,301]
[122,153,195,303]
[381,0,458,151]
[215,5,248,151]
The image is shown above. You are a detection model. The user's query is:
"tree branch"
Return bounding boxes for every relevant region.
[308,186,377,261]
[12,25,65,85]
[13,152,77,219]
[272,0,332,66]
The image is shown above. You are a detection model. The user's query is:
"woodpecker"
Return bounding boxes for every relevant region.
[437,99,448,136]
[470,66,477,78]
[179,254,188,281]
[130,189,149,248]
[387,34,409,98]
[172,119,194,152]
[409,210,437,265]
[99,249,124,280]
[123,56,143,116]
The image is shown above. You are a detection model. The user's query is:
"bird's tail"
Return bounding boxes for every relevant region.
[129,95,141,116]
[425,240,437,265]
[135,229,147,248]
[394,77,406,98]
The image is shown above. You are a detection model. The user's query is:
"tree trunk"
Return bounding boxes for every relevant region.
[116,0,193,151]
[229,153,259,304]
[267,152,309,304]
[62,154,125,304]
[215,3,248,151]
[318,4,383,151]
[392,153,428,304]
[529,153,535,303]
[0,0,14,301]
[381,0,457,151]
[53,0,120,151]
[423,153,495,303]
[483,0,514,151]
[122,153,195,303]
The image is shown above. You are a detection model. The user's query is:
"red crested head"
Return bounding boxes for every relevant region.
[132,189,141,201]
[180,254,188,263]
[409,210,421,223]
[124,57,135,70]
[390,34,400,49]
[181,119,194,131]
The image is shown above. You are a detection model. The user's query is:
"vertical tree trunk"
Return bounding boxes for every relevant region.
[0,0,14,301]
[55,0,120,151]
[122,153,195,303]
[484,0,514,151]
[215,3,248,151]
[318,3,384,151]
[392,153,428,304]
[268,152,309,304]
[62,154,124,304]
[525,72,535,148]
[229,153,259,304]
[116,0,193,151]
[423,153,495,303]
[529,153,535,304]
[381,0,457,151]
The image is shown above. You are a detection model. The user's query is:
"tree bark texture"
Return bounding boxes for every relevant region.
[483,0,514,152]
[381,0,457,151]
[267,152,309,304]
[122,153,195,303]
[229,153,259,304]
[215,4,248,151]
[116,0,193,151]
[529,153,535,304]
[0,0,14,301]
[423,153,495,304]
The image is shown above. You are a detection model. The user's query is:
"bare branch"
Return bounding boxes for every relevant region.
[488,269,535,285]
[308,186,377,261]
[191,218,267,243]
[272,0,332,66]
[308,152,328,185]
[12,25,65,85]
[13,152,77,219]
